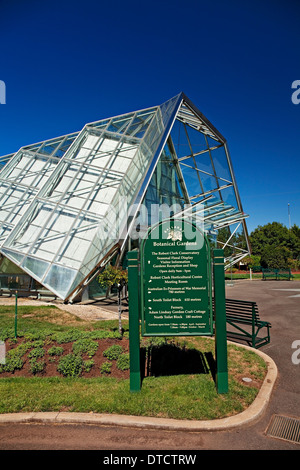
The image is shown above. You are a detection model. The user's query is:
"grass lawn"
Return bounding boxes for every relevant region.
[0,304,267,420]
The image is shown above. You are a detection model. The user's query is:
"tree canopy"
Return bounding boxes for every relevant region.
[249,222,300,269]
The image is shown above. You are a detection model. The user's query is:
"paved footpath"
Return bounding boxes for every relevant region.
[0,280,299,451]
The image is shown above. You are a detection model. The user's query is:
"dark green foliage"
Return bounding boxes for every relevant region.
[100,361,112,374]
[29,358,46,374]
[72,338,98,357]
[116,353,130,371]
[28,347,45,359]
[83,359,94,372]
[0,349,24,373]
[48,346,64,356]
[250,222,300,269]
[103,344,123,360]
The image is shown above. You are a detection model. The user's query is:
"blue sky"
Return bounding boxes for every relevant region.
[0,0,299,234]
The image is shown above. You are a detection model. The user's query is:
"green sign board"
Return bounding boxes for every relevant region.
[140,219,212,336]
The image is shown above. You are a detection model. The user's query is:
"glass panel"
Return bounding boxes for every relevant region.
[0,134,79,247]
[142,145,186,226]
[210,146,232,182]
[170,119,191,159]
[106,115,133,134]
[0,256,24,274]
[1,248,26,265]
[185,124,208,154]
[179,164,203,198]
[43,264,78,298]
[0,153,14,167]
[21,256,50,279]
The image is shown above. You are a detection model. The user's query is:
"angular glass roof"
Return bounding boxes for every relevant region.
[0,92,250,300]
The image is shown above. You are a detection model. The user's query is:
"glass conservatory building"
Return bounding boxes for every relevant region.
[0,92,250,302]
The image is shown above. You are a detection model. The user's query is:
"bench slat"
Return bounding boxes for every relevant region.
[212,297,271,348]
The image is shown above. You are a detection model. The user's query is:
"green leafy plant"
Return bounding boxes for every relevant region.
[31,340,45,348]
[0,349,24,373]
[88,330,122,340]
[72,338,98,358]
[57,354,83,377]
[116,353,129,371]
[100,361,112,374]
[23,329,52,341]
[29,358,46,375]
[48,346,64,356]
[0,328,17,341]
[28,347,45,359]
[52,329,85,344]
[103,344,123,361]
[83,359,94,373]
[12,342,32,356]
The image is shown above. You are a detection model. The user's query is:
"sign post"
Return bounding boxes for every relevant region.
[128,218,228,394]
[14,291,18,339]
[128,251,141,392]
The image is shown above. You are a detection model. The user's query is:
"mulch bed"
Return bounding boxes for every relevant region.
[0,336,130,379]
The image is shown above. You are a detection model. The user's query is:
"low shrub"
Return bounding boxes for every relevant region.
[0,328,15,341]
[31,340,45,348]
[12,342,32,356]
[83,359,94,373]
[29,358,46,375]
[48,346,64,356]
[72,338,98,358]
[28,347,45,359]
[53,329,84,344]
[103,344,123,360]
[57,354,83,377]
[88,330,122,340]
[23,329,52,341]
[116,353,129,371]
[100,361,112,374]
[0,349,24,373]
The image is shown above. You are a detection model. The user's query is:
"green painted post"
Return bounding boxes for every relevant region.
[252,303,256,348]
[213,249,228,394]
[14,291,18,338]
[128,251,141,392]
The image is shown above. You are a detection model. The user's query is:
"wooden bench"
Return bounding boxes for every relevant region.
[262,268,277,280]
[213,298,271,348]
[262,268,293,280]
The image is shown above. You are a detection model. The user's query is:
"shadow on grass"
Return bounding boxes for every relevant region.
[140,343,216,383]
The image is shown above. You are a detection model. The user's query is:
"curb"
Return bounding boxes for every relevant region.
[0,343,278,431]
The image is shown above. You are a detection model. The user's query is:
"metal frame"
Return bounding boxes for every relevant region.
[0,93,250,301]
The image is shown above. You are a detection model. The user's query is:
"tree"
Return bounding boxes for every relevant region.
[249,222,300,269]
[250,222,288,254]
[97,265,128,334]
[260,245,291,269]
[242,254,261,269]
[290,224,300,259]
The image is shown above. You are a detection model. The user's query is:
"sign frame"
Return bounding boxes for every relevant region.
[127,219,228,394]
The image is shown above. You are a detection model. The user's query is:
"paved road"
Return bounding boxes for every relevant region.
[0,280,299,451]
